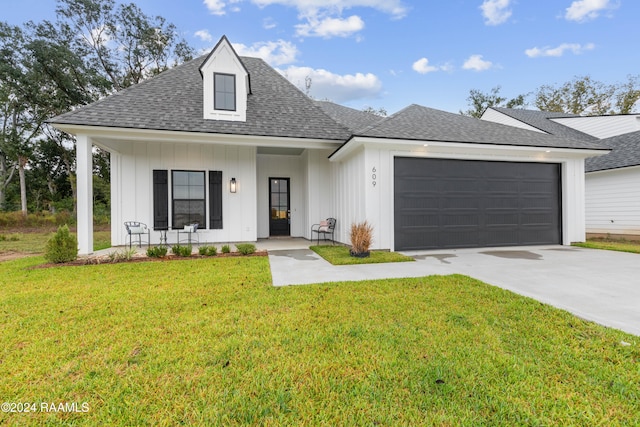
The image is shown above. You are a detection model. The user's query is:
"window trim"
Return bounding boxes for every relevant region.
[214,72,236,111]
[171,170,207,230]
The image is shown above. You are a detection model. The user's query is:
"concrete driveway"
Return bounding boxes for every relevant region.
[269,245,640,336]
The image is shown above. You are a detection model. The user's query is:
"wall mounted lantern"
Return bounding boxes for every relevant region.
[230,177,237,193]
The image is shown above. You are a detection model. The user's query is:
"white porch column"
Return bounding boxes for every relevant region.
[76,134,94,255]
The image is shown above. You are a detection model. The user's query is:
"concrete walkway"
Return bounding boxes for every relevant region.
[268,245,640,336]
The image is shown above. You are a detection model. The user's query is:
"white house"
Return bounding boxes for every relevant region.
[482,107,640,238]
[50,36,608,254]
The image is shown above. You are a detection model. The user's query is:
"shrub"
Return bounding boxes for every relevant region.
[198,245,217,256]
[350,221,373,255]
[147,246,168,258]
[44,225,78,263]
[236,243,256,255]
[107,248,137,262]
[221,244,231,254]
[171,244,192,257]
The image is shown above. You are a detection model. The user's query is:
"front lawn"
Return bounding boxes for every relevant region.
[573,238,640,254]
[0,256,638,425]
[310,245,414,265]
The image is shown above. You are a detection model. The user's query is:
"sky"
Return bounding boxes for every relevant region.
[3,0,639,115]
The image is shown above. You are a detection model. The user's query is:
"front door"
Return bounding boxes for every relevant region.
[269,177,290,236]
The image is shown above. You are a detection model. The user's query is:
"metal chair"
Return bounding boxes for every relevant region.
[124,221,150,249]
[311,218,336,244]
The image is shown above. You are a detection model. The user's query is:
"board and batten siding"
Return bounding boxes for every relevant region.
[110,141,257,246]
[332,147,366,246]
[585,166,640,235]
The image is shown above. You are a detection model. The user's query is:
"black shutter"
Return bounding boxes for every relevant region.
[153,170,168,229]
[209,171,223,229]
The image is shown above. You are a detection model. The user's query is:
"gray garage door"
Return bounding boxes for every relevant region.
[394,157,562,251]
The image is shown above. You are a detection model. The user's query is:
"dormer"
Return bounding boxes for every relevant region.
[199,35,251,122]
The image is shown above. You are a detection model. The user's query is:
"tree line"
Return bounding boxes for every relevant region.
[461,75,640,118]
[0,0,194,217]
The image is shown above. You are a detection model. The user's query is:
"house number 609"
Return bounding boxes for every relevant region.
[372,167,377,187]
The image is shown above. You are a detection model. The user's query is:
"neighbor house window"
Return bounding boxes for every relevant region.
[172,170,205,228]
[214,73,236,111]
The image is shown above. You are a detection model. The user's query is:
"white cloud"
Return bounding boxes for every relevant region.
[252,0,407,19]
[462,54,493,71]
[412,58,438,74]
[233,40,299,66]
[565,0,617,22]
[525,42,595,58]
[203,0,242,15]
[263,17,277,29]
[296,15,364,38]
[278,65,382,103]
[480,0,512,25]
[195,29,213,42]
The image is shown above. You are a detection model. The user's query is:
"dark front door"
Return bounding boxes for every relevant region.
[269,177,290,236]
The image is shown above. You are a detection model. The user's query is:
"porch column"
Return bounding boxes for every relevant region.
[76,134,94,255]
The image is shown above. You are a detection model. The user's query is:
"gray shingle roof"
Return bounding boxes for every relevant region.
[313,101,385,133]
[586,131,640,172]
[353,104,608,150]
[490,107,598,141]
[50,55,352,141]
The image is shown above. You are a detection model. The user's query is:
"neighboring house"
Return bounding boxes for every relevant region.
[50,36,608,255]
[482,107,640,238]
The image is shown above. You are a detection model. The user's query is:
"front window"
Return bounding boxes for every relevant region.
[214,73,236,111]
[172,171,205,228]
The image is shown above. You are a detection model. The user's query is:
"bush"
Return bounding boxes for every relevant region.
[107,248,137,262]
[350,221,373,255]
[147,246,168,258]
[236,243,256,255]
[221,244,231,254]
[198,245,217,256]
[171,244,192,257]
[44,225,78,263]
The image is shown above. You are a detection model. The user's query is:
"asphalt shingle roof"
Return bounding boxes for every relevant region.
[586,130,640,172]
[50,55,352,141]
[353,104,608,150]
[313,101,385,133]
[490,107,598,141]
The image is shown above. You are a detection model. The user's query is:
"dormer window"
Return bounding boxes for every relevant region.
[200,35,250,122]
[214,73,236,111]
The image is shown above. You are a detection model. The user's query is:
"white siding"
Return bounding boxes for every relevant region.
[553,115,640,139]
[304,149,336,239]
[333,148,366,245]
[111,141,257,246]
[586,166,640,235]
[481,108,546,133]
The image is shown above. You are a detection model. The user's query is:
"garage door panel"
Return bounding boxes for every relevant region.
[394,157,562,250]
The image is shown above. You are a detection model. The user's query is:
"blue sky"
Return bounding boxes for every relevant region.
[4,0,638,114]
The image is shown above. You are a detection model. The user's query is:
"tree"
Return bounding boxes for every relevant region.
[614,75,640,114]
[362,106,387,117]
[56,0,194,91]
[534,75,616,115]
[461,86,527,118]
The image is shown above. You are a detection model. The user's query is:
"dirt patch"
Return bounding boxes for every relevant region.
[0,251,36,262]
[29,251,268,269]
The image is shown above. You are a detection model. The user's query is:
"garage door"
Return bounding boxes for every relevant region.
[394,157,562,250]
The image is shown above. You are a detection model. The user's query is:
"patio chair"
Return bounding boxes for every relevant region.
[311,218,336,244]
[177,223,199,245]
[124,221,150,249]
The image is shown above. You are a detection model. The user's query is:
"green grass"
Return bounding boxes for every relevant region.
[1,256,638,425]
[311,245,414,265]
[0,230,111,253]
[573,238,640,254]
